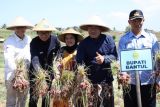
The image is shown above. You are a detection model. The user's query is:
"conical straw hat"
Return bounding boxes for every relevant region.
[80,16,110,32]
[33,18,57,31]
[58,28,84,43]
[7,16,33,30]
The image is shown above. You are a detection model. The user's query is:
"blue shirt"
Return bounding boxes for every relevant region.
[76,34,118,84]
[118,30,159,85]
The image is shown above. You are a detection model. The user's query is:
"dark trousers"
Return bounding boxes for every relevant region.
[89,83,114,107]
[123,84,156,107]
[29,88,50,107]
[29,73,52,107]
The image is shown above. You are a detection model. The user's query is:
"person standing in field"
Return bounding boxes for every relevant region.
[51,28,83,107]
[4,16,33,107]
[118,9,159,107]
[76,16,118,107]
[29,19,60,107]
[57,28,83,71]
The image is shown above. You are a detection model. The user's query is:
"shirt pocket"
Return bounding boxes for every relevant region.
[126,42,133,49]
[143,41,152,48]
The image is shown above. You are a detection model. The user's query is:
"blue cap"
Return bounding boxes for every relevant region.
[129,9,144,20]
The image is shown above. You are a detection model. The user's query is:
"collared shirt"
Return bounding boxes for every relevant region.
[118,30,159,85]
[3,33,31,80]
[30,35,60,72]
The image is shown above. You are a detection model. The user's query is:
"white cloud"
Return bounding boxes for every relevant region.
[104,11,129,31]
[132,0,160,12]
[131,0,160,31]
[108,12,128,19]
[132,0,160,5]
[131,0,160,18]
[76,0,99,2]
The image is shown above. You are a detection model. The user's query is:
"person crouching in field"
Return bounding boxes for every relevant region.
[29,19,60,107]
[76,16,118,107]
[51,28,83,107]
[4,16,33,107]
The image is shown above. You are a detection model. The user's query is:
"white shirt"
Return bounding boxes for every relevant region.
[3,33,31,80]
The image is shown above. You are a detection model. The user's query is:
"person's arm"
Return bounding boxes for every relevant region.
[118,36,127,73]
[151,33,159,56]
[118,36,130,83]
[151,33,160,85]
[55,36,61,55]
[103,36,118,64]
[76,41,85,64]
[24,36,31,69]
[30,40,41,71]
[3,42,16,72]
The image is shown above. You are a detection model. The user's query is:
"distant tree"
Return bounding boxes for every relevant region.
[125,25,131,33]
[56,27,64,31]
[73,26,79,31]
[1,24,6,29]
[144,28,155,34]
[112,35,116,40]
[113,27,116,31]
[72,26,83,33]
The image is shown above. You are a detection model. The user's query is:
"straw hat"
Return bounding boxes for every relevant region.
[33,18,57,31]
[58,28,84,43]
[7,16,33,30]
[80,16,110,32]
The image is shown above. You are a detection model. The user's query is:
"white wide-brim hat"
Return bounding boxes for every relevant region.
[80,16,110,32]
[7,16,33,30]
[33,18,57,31]
[58,28,84,43]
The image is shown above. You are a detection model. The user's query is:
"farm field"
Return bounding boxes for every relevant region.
[0,52,124,107]
[0,29,160,107]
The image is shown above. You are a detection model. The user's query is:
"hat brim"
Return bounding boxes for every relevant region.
[58,33,84,43]
[80,24,110,32]
[6,25,33,30]
[129,16,144,20]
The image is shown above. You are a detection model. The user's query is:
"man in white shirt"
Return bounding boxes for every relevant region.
[3,16,33,107]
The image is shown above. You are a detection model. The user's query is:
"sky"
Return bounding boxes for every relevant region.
[0,0,160,31]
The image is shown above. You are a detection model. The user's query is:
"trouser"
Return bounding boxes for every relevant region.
[29,72,52,107]
[5,80,28,107]
[76,83,114,107]
[29,90,50,107]
[91,83,114,107]
[123,84,156,107]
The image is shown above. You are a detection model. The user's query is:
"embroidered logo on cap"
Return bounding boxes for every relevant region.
[134,12,140,16]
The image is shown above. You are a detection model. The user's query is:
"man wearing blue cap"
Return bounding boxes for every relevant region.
[118,9,159,107]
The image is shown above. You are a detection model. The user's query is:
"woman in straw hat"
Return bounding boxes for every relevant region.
[4,16,33,107]
[51,28,83,107]
[57,28,83,71]
[76,16,118,107]
[29,19,60,107]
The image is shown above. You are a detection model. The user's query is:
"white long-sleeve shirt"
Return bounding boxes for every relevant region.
[3,33,31,81]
